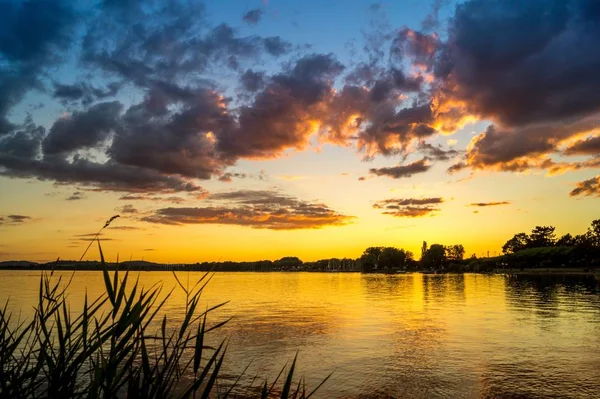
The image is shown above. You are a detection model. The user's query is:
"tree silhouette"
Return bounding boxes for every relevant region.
[502,232,529,254]
[556,233,575,246]
[446,244,465,261]
[379,247,412,270]
[587,219,600,247]
[528,226,556,247]
[421,244,446,270]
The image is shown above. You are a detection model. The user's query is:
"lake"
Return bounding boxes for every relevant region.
[1,271,599,398]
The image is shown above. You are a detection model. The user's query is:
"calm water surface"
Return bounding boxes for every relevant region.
[1,271,599,398]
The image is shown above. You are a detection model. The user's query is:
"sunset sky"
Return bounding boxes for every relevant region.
[0,0,599,263]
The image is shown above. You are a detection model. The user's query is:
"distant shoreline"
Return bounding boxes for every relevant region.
[0,264,598,277]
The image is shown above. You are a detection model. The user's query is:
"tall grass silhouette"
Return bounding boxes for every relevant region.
[0,216,330,398]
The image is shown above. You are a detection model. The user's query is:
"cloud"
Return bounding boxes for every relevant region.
[218,172,248,182]
[391,28,440,70]
[53,81,122,106]
[435,0,600,127]
[43,102,123,154]
[240,69,265,92]
[449,120,600,174]
[563,135,600,156]
[0,118,45,158]
[570,176,600,197]
[2,0,599,196]
[418,142,460,161]
[431,0,600,181]
[116,204,138,214]
[75,233,104,238]
[242,9,263,25]
[0,215,32,225]
[421,0,449,31]
[218,53,345,159]
[109,87,235,179]
[369,158,431,179]
[469,201,511,207]
[107,226,142,230]
[143,190,354,230]
[373,197,444,217]
[0,1,295,194]
[66,191,86,201]
[0,1,76,136]
[0,155,205,193]
[119,192,206,203]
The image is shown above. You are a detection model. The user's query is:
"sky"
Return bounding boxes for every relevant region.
[0,0,599,263]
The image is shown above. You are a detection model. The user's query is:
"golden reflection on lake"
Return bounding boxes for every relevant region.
[1,272,599,398]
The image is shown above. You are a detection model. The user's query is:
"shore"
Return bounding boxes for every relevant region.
[0,263,598,278]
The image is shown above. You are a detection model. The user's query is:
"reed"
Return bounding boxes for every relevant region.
[0,217,329,398]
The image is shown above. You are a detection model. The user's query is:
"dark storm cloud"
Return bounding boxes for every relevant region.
[43,101,123,155]
[242,9,263,25]
[143,190,354,230]
[469,201,511,207]
[373,197,444,218]
[570,176,600,197]
[369,158,431,179]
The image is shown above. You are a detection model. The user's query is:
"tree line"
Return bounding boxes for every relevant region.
[359,243,465,272]
[2,219,598,273]
[502,220,600,253]
[357,219,600,273]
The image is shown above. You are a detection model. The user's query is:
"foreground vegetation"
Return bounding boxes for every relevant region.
[0,221,328,398]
